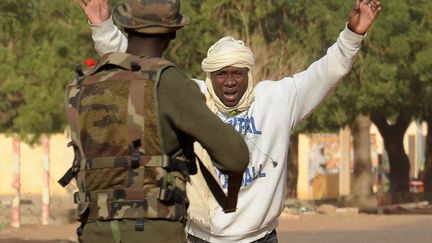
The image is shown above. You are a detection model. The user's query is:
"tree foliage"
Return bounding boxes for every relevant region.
[299,0,432,192]
[0,0,95,143]
[167,1,308,82]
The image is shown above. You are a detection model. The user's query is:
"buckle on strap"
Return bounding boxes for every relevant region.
[130,140,141,168]
[158,173,186,204]
[58,167,75,188]
[73,191,79,203]
[58,141,81,187]
[159,188,185,204]
[164,157,194,177]
[74,191,91,203]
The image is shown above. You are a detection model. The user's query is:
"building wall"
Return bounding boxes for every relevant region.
[0,134,74,197]
[296,122,427,200]
[0,121,428,199]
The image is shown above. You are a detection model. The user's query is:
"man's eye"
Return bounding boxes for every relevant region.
[233,72,246,78]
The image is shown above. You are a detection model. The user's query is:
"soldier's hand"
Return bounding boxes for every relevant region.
[348,0,381,35]
[75,0,110,25]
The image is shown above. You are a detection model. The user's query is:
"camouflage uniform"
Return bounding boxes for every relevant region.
[59,1,249,242]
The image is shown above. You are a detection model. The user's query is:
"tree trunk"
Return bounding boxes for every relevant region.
[286,133,298,198]
[371,112,411,193]
[423,115,432,192]
[8,38,14,50]
[350,114,373,198]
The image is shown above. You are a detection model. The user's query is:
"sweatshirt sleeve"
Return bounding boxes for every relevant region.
[90,17,128,55]
[291,24,364,124]
[158,67,249,173]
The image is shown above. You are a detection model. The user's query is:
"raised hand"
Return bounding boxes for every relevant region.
[348,0,382,35]
[75,0,110,25]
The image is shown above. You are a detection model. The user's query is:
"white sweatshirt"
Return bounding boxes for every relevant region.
[91,21,363,242]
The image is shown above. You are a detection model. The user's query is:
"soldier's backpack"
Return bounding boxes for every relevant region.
[59,52,194,223]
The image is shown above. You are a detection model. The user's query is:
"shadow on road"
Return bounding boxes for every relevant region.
[360,203,432,215]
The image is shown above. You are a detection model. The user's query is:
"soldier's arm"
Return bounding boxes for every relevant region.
[158,67,249,173]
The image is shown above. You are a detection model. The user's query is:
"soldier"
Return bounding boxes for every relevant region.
[59,0,249,242]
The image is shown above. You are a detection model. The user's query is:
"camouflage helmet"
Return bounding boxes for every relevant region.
[113,0,189,34]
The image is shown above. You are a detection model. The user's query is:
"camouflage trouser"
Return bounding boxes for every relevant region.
[78,219,186,243]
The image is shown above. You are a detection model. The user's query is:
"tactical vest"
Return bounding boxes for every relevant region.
[59,52,193,223]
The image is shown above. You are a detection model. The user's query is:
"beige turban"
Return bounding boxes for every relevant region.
[201,36,255,113]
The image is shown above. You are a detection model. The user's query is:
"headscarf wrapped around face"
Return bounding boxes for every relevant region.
[201,36,255,113]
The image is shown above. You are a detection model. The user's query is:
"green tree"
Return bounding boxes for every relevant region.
[281,0,432,198]
[0,0,36,131]
[168,1,307,81]
[409,0,432,192]
[0,0,95,143]
[365,0,427,193]
[309,0,432,195]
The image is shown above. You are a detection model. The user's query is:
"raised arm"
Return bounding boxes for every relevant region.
[291,0,381,124]
[348,0,382,35]
[75,0,110,25]
[75,0,128,55]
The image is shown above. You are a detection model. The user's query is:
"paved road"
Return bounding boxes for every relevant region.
[277,213,432,243]
[1,212,432,242]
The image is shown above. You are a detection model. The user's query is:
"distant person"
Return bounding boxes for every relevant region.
[82,0,382,241]
[60,0,248,242]
[308,144,328,199]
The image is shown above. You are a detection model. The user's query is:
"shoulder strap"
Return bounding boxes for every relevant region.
[195,155,242,213]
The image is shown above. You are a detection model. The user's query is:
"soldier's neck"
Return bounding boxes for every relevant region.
[127,36,167,58]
